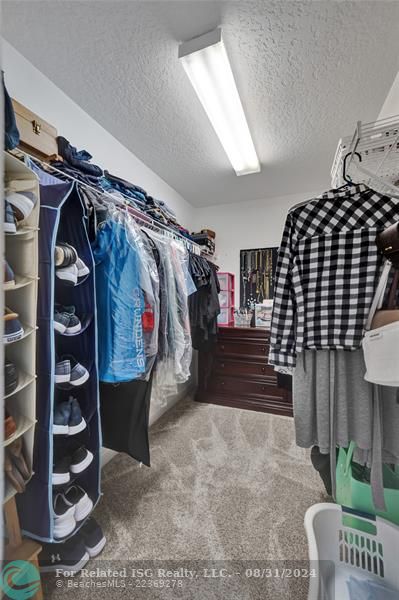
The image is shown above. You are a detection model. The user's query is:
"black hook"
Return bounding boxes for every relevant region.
[342,151,362,184]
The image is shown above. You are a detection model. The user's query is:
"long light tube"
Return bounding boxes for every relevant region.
[179,29,260,176]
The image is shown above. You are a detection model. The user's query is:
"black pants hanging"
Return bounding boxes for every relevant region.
[100,372,153,467]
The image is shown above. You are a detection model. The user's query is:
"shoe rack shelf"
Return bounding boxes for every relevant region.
[16,162,101,543]
[4,152,39,504]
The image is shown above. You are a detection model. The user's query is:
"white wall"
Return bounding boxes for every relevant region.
[193,190,321,306]
[1,40,194,230]
[378,70,399,120]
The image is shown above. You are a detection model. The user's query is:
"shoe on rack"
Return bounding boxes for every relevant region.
[54,306,81,335]
[8,437,30,481]
[69,398,86,435]
[80,518,106,557]
[3,308,24,344]
[70,361,89,386]
[56,263,78,286]
[4,260,15,289]
[5,410,17,441]
[4,452,25,494]
[39,537,89,574]
[4,199,17,234]
[75,257,90,278]
[70,447,93,474]
[54,310,70,334]
[6,179,38,220]
[55,359,71,383]
[53,493,77,539]
[52,456,71,486]
[64,485,93,522]
[54,242,78,268]
[6,190,37,222]
[53,401,71,435]
[5,362,19,396]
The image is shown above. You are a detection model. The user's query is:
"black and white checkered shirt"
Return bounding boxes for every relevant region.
[269,184,399,372]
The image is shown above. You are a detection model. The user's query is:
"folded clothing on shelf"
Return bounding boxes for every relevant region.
[190,233,215,254]
[56,136,103,178]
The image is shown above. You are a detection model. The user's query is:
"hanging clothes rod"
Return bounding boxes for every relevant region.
[8,149,202,255]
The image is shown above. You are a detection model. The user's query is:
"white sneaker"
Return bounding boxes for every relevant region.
[76,257,90,278]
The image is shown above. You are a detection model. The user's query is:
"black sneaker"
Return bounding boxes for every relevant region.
[5,362,18,395]
[39,536,89,574]
[80,517,106,557]
[70,447,93,474]
[52,456,71,486]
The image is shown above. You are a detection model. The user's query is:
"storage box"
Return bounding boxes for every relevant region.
[217,307,234,325]
[219,290,234,308]
[218,272,234,291]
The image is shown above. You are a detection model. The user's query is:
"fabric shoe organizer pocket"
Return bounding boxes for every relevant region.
[336,442,399,526]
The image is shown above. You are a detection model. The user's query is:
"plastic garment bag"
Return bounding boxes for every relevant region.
[133,226,160,380]
[93,205,147,382]
[145,230,193,394]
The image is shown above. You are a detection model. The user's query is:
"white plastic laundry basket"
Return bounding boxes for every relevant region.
[304,503,399,600]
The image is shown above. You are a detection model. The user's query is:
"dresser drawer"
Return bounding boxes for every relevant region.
[214,358,276,381]
[216,340,269,358]
[209,376,285,400]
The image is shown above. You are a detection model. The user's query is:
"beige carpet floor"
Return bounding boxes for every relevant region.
[43,396,326,599]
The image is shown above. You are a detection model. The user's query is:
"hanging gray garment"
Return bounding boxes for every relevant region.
[293,349,399,461]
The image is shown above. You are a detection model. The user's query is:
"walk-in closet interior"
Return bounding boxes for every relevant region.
[1,2,399,599]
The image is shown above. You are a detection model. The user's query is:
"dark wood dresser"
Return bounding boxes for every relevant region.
[196,325,293,416]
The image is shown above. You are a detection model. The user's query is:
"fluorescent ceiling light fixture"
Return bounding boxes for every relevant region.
[179,28,261,176]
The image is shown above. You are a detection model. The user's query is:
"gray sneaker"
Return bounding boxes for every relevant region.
[54,308,81,335]
[70,362,89,387]
[54,311,70,334]
[55,360,71,383]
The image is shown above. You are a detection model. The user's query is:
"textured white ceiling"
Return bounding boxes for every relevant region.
[3,1,399,207]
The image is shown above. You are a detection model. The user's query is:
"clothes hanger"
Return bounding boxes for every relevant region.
[341,151,362,185]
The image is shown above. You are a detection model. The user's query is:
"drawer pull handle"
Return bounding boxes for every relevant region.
[220,345,225,351]
[261,386,266,392]
[220,381,225,386]
[261,367,266,373]
[220,363,225,368]
[261,346,266,353]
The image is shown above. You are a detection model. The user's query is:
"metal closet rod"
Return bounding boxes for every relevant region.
[10,149,201,254]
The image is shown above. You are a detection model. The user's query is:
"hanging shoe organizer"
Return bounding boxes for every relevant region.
[4,152,39,504]
[17,165,101,543]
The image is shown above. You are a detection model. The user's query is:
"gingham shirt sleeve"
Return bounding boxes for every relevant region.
[269,212,297,371]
